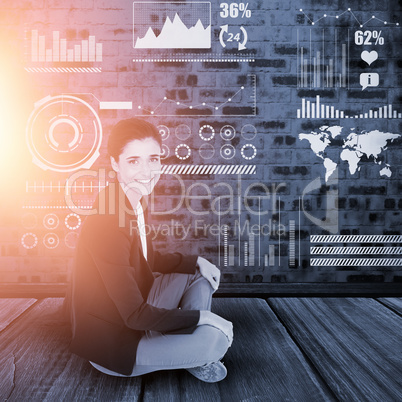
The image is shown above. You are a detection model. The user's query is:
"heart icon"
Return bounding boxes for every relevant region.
[361,50,378,66]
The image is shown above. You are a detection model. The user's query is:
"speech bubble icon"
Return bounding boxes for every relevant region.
[360,73,379,90]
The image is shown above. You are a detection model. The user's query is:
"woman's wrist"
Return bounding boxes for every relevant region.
[198,310,209,326]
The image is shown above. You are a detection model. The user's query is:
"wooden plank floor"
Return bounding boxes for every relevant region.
[140,299,334,402]
[377,297,402,315]
[0,299,142,402]
[268,298,402,402]
[0,297,401,401]
[0,298,36,332]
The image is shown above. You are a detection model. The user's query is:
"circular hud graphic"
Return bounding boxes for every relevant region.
[199,125,215,141]
[26,95,102,172]
[175,144,191,160]
[65,232,80,249]
[43,213,59,230]
[43,233,59,249]
[65,213,82,230]
[21,213,37,229]
[175,124,191,141]
[157,125,170,141]
[161,144,170,159]
[21,232,38,249]
[241,124,257,140]
[220,144,236,160]
[220,125,236,141]
[199,143,215,160]
[241,144,257,160]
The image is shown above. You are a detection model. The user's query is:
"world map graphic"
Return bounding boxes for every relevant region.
[299,126,401,182]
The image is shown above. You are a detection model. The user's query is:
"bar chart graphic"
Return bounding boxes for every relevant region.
[220,234,285,269]
[297,96,402,119]
[289,220,296,267]
[221,225,279,268]
[297,29,349,89]
[223,225,229,267]
[26,29,103,72]
[217,196,293,269]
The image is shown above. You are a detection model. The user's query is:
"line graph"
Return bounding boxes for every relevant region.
[116,74,257,117]
[140,78,255,116]
[57,78,257,116]
[299,8,400,27]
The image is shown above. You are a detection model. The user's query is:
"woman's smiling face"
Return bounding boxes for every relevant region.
[111,137,161,197]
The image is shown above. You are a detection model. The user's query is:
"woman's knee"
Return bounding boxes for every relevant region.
[197,325,230,362]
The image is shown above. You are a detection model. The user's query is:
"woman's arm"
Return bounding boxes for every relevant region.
[152,251,221,293]
[152,250,198,275]
[81,215,200,334]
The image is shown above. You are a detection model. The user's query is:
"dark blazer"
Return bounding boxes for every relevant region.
[69,183,199,375]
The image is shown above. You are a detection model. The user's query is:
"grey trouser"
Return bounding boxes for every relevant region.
[90,270,230,377]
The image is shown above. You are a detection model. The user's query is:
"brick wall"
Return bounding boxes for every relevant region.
[0,0,401,286]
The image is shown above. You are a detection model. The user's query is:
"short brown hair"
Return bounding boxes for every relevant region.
[107,118,162,161]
